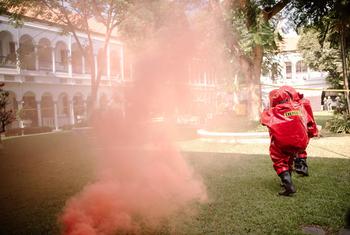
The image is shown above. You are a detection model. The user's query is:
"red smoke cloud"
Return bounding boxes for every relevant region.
[61,146,206,235]
[59,3,209,234]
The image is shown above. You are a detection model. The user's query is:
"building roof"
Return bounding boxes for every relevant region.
[5,6,119,39]
[278,36,299,52]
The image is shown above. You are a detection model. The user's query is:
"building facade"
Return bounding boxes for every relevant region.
[0,14,223,129]
[0,15,126,130]
[260,36,328,111]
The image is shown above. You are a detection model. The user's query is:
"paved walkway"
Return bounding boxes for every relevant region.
[184,130,350,159]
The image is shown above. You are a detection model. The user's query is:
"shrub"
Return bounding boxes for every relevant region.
[5,127,53,137]
[325,113,350,133]
[4,128,23,137]
[23,126,52,135]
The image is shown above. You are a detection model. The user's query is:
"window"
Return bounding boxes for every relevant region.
[271,63,278,81]
[9,42,15,54]
[72,50,82,73]
[38,43,52,70]
[296,61,308,73]
[285,62,292,79]
[98,49,106,75]
[110,51,120,76]
[302,62,308,72]
[62,96,69,115]
[60,50,68,64]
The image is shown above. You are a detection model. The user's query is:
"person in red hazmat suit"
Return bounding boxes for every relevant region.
[279,86,318,176]
[261,86,318,196]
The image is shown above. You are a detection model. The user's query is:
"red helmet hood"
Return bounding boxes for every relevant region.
[280,85,303,101]
[269,89,291,107]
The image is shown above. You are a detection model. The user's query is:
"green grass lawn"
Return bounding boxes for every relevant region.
[204,111,335,133]
[314,111,334,128]
[0,132,349,234]
[0,132,97,234]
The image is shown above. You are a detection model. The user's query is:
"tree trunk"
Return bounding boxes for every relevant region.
[243,0,290,120]
[0,125,3,150]
[340,24,350,113]
[247,45,264,121]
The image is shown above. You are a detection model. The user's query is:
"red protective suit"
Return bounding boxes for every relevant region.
[280,85,318,139]
[261,87,318,175]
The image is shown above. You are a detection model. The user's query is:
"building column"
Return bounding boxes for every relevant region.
[17,100,24,128]
[14,42,20,72]
[69,100,75,125]
[52,47,56,73]
[34,45,39,71]
[53,101,59,130]
[82,55,86,74]
[68,34,72,77]
[291,61,297,80]
[15,29,21,74]
[94,55,98,78]
[36,100,42,127]
[120,46,125,81]
[307,67,311,80]
[107,44,111,80]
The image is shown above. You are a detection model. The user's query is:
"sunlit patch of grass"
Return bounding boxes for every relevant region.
[314,111,334,128]
[174,153,350,235]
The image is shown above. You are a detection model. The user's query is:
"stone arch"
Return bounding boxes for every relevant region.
[0,30,16,67]
[55,41,68,72]
[110,49,120,77]
[73,92,85,122]
[41,92,55,127]
[57,92,69,116]
[22,91,38,126]
[84,45,93,74]
[19,34,36,70]
[97,48,107,75]
[38,38,52,71]
[72,43,83,74]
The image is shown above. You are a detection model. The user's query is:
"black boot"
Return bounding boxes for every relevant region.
[294,158,309,176]
[278,171,296,196]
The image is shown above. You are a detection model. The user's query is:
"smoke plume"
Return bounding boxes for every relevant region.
[59,2,214,234]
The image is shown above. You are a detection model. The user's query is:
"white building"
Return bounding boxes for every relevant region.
[0,15,126,130]
[0,12,239,131]
[260,36,328,111]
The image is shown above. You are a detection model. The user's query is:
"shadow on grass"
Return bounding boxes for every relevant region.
[0,134,349,235]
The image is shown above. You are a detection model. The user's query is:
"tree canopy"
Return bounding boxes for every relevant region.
[3,0,349,117]
[1,0,133,111]
[291,0,350,112]
[0,83,16,142]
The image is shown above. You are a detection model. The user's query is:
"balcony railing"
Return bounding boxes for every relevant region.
[39,60,52,71]
[56,61,68,72]
[20,54,36,70]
